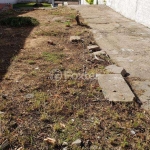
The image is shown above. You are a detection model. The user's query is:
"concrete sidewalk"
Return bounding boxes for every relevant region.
[70,5,150,110]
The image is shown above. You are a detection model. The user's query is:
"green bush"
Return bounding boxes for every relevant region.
[13,3,51,8]
[86,0,94,4]
[0,16,39,27]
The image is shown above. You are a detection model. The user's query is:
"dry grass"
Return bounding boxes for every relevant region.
[0,7,150,150]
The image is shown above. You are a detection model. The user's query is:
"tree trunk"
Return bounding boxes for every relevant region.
[75,14,80,25]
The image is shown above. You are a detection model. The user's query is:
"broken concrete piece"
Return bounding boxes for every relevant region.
[98,74,135,102]
[58,4,63,7]
[72,139,81,146]
[105,65,127,77]
[44,138,56,145]
[0,111,4,115]
[64,2,68,5]
[87,45,101,52]
[48,40,55,45]
[70,36,81,42]
[92,50,106,56]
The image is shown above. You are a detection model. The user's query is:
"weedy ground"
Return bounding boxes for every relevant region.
[0,7,150,150]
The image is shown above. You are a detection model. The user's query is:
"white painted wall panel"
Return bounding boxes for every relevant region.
[97,0,104,4]
[106,0,150,28]
[0,0,17,4]
[136,0,150,28]
[81,0,89,5]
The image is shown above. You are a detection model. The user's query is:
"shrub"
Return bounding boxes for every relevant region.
[86,0,94,4]
[0,16,39,27]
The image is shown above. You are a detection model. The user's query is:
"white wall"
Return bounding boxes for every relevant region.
[106,0,150,28]
[0,0,18,4]
[81,0,90,5]
[0,0,49,4]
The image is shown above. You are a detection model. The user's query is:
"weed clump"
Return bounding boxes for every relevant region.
[0,16,39,27]
[42,52,64,63]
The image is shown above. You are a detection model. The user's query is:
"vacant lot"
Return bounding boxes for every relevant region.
[0,7,150,150]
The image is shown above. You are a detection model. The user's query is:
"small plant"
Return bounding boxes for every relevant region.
[53,123,64,133]
[28,60,36,65]
[121,137,129,148]
[42,52,64,63]
[76,109,85,118]
[69,14,75,20]
[52,12,60,15]
[30,92,47,110]
[65,20,71,27]
[30,70,37,76]
[88,92,94,98]
[67,80,77,87]
[40,112,49,121]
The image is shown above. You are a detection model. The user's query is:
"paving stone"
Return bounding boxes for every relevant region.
[105,65,127,77]
[70,36,81,42]
[87,45,101,52]
[98,74,135,102]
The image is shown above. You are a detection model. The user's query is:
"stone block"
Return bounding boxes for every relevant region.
[70,36,81,42]
[98,74,135,102]
[87,45,101,52]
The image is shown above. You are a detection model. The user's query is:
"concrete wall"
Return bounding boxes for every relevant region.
[0,0,17,4]
[106,0,150,28]
[0,0,49,4]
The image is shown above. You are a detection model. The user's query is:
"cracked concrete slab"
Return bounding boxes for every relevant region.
[98,74,135,102]
[105,65,127,77]
[69,5,150,110]
[87,45,101,52]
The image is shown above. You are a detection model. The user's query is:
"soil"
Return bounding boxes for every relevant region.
[0,7,150,150]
